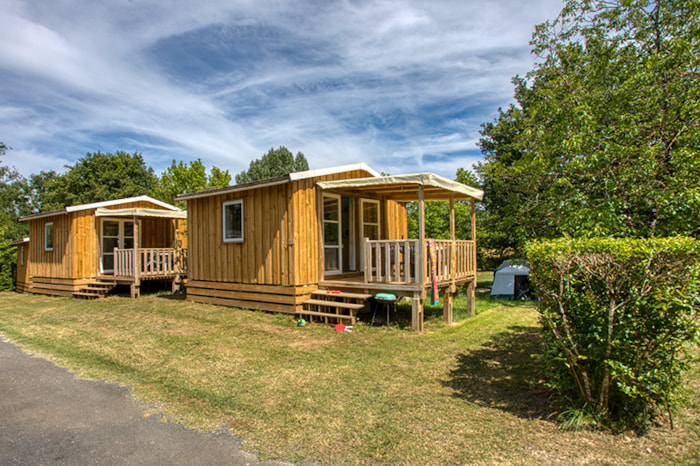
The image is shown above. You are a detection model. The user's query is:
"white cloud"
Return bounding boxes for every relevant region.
[0,0,564,180]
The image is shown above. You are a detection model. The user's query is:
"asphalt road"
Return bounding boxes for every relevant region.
[0,336,295,465]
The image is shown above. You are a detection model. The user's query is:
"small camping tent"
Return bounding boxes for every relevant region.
[490,260,531,299]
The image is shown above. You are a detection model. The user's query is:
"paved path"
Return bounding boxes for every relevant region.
[0,337,294,465]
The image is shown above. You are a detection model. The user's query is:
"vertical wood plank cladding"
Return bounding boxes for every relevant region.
[72,211,96,279]
[27,200,185,283]
[28,213,71,280]
[186,168,377,287]
[386,200,408,240]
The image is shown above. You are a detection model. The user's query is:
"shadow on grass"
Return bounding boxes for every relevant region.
[443,325,554,420]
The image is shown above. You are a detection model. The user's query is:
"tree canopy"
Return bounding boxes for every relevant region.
[235,147,309,184]
[476,0,700,253]
[36,151,157,210]
[151,158,231,207]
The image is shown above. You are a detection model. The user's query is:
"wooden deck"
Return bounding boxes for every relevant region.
[112,247,188,297]
[315,238,477,331]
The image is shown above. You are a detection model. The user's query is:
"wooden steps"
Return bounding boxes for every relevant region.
[296,290,372,325]
[73,280,117,299]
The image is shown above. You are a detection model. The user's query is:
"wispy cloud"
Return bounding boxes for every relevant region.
[0,0,563,179]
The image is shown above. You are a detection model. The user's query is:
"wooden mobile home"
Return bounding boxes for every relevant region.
[18,196,187,298]
[176,163,484,331]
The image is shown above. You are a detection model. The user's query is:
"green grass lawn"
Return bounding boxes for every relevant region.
[0,290,698,465]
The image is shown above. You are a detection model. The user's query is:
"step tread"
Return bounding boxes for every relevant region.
[73,291,101,298]
[313,290,372,300]
[303,299,366,310]
[295,310,355,320]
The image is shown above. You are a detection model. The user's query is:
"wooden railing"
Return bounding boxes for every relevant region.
[114,248,188,279]
[429,240,475,282]
[363,238,475,285]
[363,239,420,284]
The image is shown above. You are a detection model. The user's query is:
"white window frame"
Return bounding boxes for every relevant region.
[359,199,380,271]
[322,193,342,275]
[222,199,244,243]
[44,222,54,251]
[360,199,380,240]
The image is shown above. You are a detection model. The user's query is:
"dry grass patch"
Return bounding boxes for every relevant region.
[0,291,697,464]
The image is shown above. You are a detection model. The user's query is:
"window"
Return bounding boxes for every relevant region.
[44,222,54,251]
[361,200,380,240]
[223,200,244,242]
[20,245,25,265]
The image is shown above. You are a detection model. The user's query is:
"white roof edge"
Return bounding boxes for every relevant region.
[65,195,180,212]
[20,196,181,221]
[318,172,485,201]
[176,163,381,201]
[95,207,187,219]
[11,237,30,245]
[289,163,380,181]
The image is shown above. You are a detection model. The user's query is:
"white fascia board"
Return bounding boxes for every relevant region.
[289,163,380,181]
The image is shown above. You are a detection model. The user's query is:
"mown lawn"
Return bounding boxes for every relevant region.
[0,290,697,465]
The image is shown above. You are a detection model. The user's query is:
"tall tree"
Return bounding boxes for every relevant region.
[235,147,309,184]
[477,0,700,252]
[39,151,157,208]
[0,142,31,290]
[151,159,231,207]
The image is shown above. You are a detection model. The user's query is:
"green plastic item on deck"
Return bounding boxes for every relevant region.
[375,293,397,301]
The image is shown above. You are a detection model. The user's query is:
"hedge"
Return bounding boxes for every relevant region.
[526,237,700,430]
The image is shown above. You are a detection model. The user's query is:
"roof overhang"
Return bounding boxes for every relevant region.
[175,163,380,202]
[95,208,187,219]
[19,195,181,221]
[11,237,30,245]
[317,173,484,202]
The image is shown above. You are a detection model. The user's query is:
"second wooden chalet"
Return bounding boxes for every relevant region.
[176,163,484,331]
[18,196,188,298]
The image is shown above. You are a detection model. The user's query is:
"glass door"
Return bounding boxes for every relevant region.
[360,199,380,270]
[101,219,136,274]
[323,194,342,275]
[101,220,120,273]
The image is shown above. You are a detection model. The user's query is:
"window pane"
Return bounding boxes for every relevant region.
[103,221,119,237]
[324,247,339,271]
[123,238,134,249]
[104,237,119,251]
[363,224,379,240]
[103,254,114,271]
[224,202,243,240]
[45,224,53,249]
[363,202,378,224]
[124,222,134,237]
[323,197,339,221]
[324,222,339,245]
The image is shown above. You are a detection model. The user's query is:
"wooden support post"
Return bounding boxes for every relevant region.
[469,199,476,315]
[412,292,424,332]
[443,288,453,324]
[132,218,140,299]
[449,197,456,289]
[418,186,426,299]
[363,237,371,282]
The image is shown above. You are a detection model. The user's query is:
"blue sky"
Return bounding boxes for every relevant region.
[0,0,563,181]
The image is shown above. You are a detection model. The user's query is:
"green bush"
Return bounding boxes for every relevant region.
[526,237,700,431]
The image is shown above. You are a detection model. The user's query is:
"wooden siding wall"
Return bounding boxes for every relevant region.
[28,213,74,280]
[291,169,375,286]
[385,200,408,240]
[15,243,29,292]
[72,210,98,279]
[141,218,176,248]
[188,183,293,286]
[185,169,378,313]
